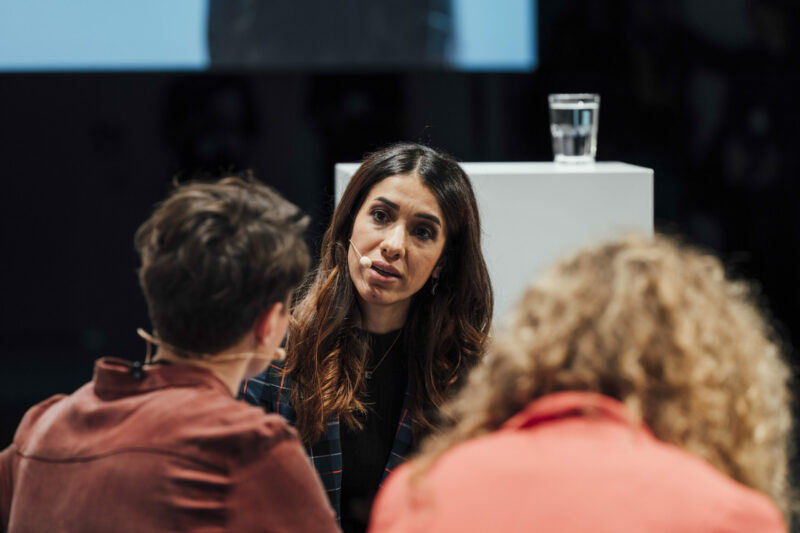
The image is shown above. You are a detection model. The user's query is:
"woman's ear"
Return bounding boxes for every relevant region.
[255,301,285,348]
[433,258,445,279]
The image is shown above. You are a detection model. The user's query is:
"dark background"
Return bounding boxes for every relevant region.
[2,0,799,496]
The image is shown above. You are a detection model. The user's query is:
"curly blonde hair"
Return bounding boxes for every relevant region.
[416,234,793,517]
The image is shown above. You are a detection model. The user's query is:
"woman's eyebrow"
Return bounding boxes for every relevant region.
[375,196,399,209]
[416,213,441,227]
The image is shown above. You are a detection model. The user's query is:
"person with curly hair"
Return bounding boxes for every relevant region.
[370,234,792,533]
[243,142,493,532]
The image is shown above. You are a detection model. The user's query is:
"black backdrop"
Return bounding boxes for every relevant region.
[2,1,799,487]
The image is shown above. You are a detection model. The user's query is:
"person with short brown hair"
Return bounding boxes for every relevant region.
[370,234,791,533]
[0,176,339,532]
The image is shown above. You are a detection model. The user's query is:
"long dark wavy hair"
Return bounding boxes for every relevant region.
[285,142,493,444]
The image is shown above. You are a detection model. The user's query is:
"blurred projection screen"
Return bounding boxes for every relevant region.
[0,0,536,71]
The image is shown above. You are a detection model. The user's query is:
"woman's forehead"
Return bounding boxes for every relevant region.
[362,174,442,216]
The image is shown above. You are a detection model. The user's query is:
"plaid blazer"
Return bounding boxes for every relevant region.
[240,360,414,520]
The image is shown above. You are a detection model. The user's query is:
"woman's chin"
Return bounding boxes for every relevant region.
[358,286,409,307]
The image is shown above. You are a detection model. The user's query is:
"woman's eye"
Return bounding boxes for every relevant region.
[415,226,435,240]
[371,209,389,223]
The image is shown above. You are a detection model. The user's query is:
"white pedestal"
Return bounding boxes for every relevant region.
[334,161,654,325]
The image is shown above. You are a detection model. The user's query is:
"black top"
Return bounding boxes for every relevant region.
[340,330,408,533]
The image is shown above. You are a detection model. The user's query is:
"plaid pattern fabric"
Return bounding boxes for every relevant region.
[241,360,414,519]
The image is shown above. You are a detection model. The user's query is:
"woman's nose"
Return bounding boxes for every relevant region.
[381,225,406,260]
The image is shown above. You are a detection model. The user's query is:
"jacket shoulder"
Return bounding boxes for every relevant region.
[240,360,295,421]
[13,392,72,447]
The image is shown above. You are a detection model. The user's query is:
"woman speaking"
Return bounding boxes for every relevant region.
[243,142,493,532]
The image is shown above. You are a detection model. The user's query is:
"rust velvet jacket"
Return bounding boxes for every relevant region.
[0,357,339,533]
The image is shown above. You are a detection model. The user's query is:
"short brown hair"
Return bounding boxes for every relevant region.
[135,176,310,355]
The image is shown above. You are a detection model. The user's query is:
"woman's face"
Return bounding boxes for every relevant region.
[348,173,446,317]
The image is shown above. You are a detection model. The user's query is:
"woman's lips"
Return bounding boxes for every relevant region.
[366,261,402,283]
[371,261,401,278]
[372,265,401,278]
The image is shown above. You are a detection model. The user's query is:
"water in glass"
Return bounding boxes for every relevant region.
[549,98,599,163]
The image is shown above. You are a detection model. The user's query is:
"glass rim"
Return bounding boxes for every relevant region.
[548,93,600,102]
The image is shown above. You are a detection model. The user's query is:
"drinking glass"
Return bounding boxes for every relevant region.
[548,93,600,163]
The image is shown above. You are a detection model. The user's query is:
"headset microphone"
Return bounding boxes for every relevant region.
[349,240,373,268]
